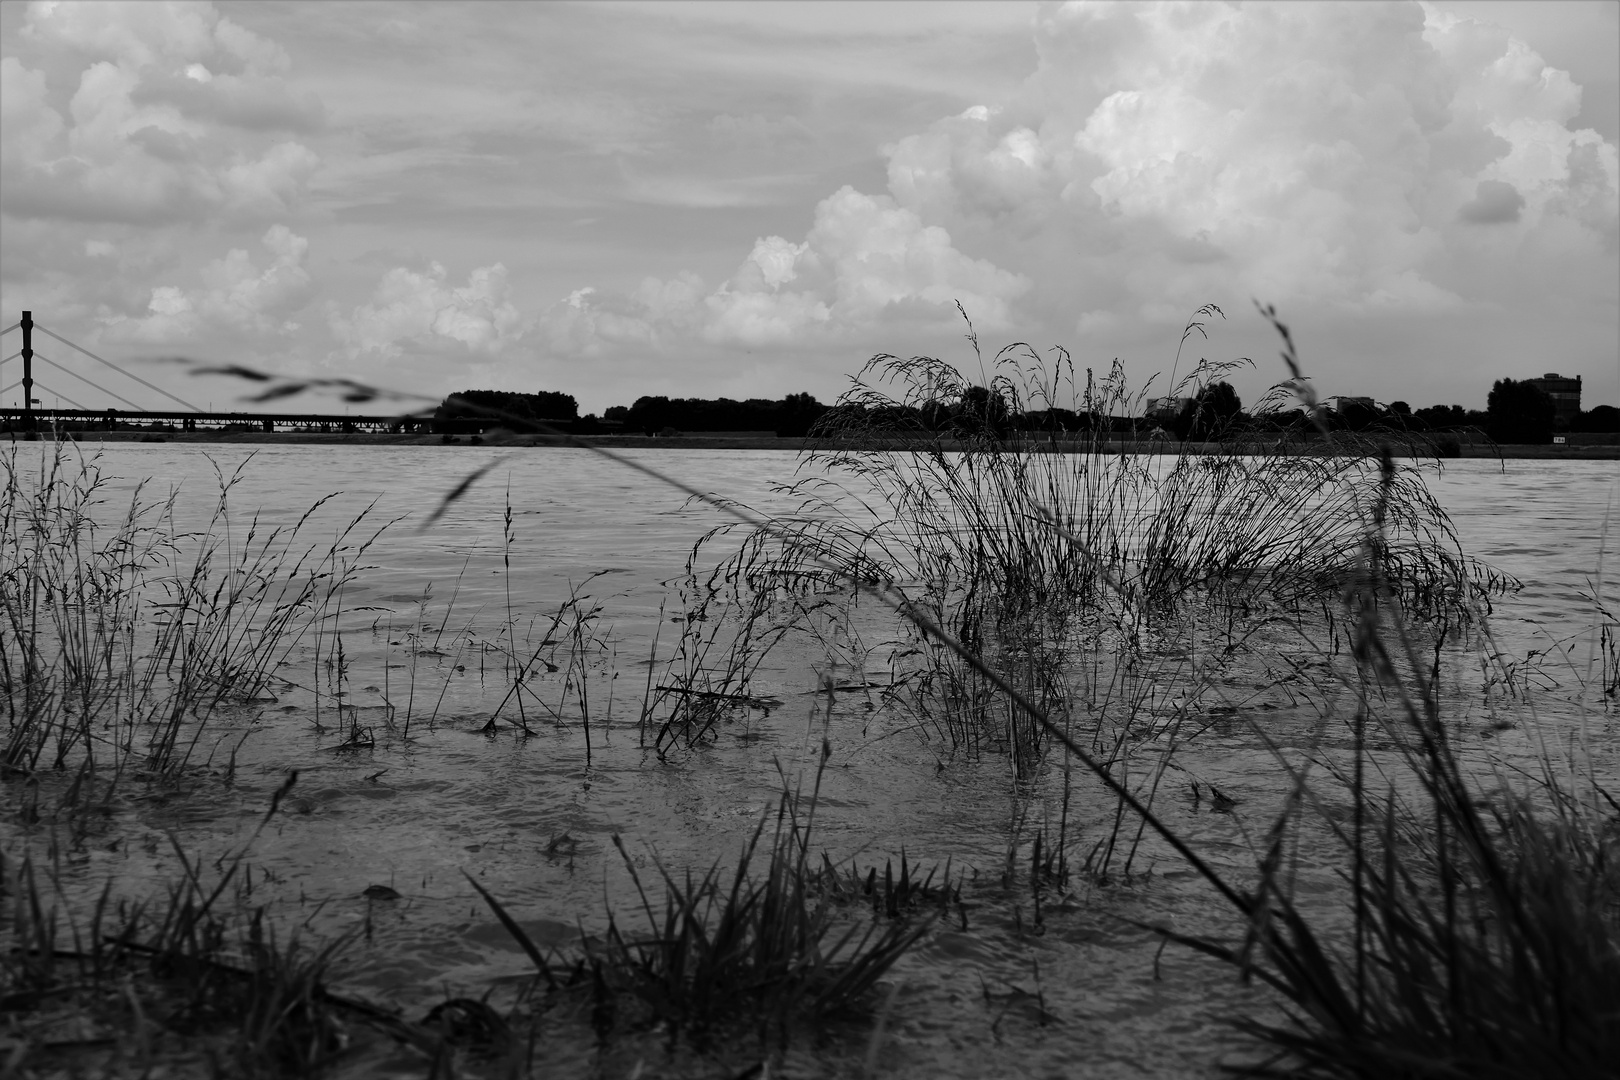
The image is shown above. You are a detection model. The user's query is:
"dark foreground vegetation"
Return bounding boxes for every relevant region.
[4,306,1616,1078]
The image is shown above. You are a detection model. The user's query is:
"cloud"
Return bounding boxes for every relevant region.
[21,0,291,74]
[131,69,325,133]
[1458,178,1525,222]
[524,0,1613,411]
[709,186,1030,343]
[0,1,320,224]
[544,184,1031,356]
[889,1,1616,316]
[332,262,530,360]
[544,0,1616,366]
[99,224,315,342]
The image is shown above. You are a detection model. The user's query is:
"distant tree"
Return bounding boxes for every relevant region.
[952,385,1012,438]
[1015,407,1088,433]
[1331,398,1379,432]
[626,396,672,434]
[1387,401,1412,421]
[622,393,829,436]
[1413,404,1469,430]
[603,405,628,423]
[918,399,952,431]
[1575,404,1619,433]
[434,389,578,433]
[1187,381,1243,439]
[1486,378,1555,444]
[777,392,829,437]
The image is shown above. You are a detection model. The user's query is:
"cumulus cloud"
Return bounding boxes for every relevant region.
[542,1,1613,368]
[544,184,1031,356]
[520,0,1614,411]
[100,224,315,342]
[1,0,320,224]
[333,262,530,360]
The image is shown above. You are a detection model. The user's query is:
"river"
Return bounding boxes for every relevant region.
[5,443,1615,1078]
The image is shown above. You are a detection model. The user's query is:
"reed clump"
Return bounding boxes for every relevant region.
[675,306,1510,779]
[472,747,930,1051]
[2,825,397,1076]
[1,443,390,816]
[1138,448,1619,1076]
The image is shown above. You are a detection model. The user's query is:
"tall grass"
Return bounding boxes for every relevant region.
[638,304,1612,1072]
[1154,451,1620,1078]
[666,307,1507,787]
[1,443,393,818]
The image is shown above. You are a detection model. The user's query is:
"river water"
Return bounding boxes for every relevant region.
[7,443,1617,1078]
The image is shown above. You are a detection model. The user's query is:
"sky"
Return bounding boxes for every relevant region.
[1,0,1616,417]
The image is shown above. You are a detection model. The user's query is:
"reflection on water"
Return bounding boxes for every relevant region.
[7,443,1616,1078]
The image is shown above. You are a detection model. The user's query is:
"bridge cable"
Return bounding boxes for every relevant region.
[34,324,204,412]
[32,352,147,411]
[0,322,19,336]
[1,381,20,397]
[30,380,91,410]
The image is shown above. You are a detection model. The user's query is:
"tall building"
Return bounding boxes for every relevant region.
[1527,373,1582,425]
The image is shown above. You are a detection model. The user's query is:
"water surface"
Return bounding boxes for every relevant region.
[9,443,1616,1078]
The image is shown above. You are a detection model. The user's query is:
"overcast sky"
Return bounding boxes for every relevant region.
[2,0,1615,416]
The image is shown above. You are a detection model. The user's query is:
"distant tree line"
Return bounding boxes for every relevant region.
[607,393,830,437]
[433,389,578,433]
[433,379,1617,444]
[1157,379,1619,444]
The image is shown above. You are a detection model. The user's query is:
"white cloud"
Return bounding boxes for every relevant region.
[0,1,319,224]
[529,0,1612,409]
[22,0,290,75]
[545,185,1031,355]
[333,262,530,360]
[99,224,315,342]
[882,0,1615,318]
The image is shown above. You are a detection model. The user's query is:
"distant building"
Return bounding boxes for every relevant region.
[1329,395,1375,412]
[1527,373,1581,425]
[1145,396,1192,419]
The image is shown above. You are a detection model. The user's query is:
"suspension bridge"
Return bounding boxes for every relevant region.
[1,312,425,434]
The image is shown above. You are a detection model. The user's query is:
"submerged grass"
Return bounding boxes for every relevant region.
[0,775,452,1078]
[470,743,931,1053]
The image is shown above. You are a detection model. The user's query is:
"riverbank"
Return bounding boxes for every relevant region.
[12,428,1620,459]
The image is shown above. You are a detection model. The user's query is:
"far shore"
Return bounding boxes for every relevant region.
[8,428,1618,459]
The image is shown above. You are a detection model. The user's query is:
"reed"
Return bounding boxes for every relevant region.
[667,308,1510,788]
[1150,505,1620,1076]
[0,778,444,1077]
[471,744,931,1050]
[1,442,392,815]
